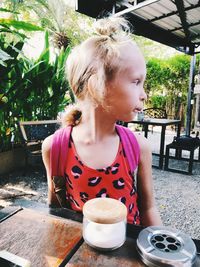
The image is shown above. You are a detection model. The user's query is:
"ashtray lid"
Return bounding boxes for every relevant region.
[136,226,197,267]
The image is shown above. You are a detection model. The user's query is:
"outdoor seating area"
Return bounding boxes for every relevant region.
[1,127,200,233]
[18,120,60,170]
[1,0,200,266]
[165,135,200,175]
[128,118,182,169]
[0,143,200,239]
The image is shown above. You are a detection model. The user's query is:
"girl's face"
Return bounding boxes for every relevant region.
[105,42,147,122]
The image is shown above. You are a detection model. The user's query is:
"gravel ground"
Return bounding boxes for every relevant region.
[0,168,48,208]
[153,167,200,239]
[0,159,199,239]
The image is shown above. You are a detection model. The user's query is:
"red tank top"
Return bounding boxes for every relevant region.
[64,135,140,225]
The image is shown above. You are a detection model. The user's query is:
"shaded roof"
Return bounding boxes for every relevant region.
[75,0,200,55]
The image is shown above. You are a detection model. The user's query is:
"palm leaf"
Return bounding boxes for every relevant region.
[0,8,19,14]
[0,19,43,31]
[0,59,7,67]
[24,60,45,75]
[33,0,50,10]
[0,27,27,39]
[37,31,50,63]
[0,48,14,61]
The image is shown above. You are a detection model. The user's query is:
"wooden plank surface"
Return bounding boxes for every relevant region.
[66,239,200,267]
[0,206,22,223]
[66,238,146,267]
[0,208,82,267]
[1,208,199,267]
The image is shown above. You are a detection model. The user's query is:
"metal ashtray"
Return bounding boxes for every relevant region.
[136,226,197,267]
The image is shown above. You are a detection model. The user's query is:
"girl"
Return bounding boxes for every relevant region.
[42,17,162,226]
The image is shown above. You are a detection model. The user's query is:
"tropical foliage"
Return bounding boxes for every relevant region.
[0,10,71,151]
[145,54,192,124]
[1,0,92,48]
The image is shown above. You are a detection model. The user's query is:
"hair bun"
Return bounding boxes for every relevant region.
[62,104,82,127]
[94,17,130,39]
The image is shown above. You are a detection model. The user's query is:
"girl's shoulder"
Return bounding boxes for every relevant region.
[133,132,151,154]
[42,126,72,153]
[42,134,54,154]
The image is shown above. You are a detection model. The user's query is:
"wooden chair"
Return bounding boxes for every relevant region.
[143,108,167,133]
[164,135,200,174]
[18,120,60,170]
[143,108,167,119]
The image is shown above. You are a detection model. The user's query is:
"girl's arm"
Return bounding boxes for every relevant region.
[135,133,162,226]
[42,135,60,207]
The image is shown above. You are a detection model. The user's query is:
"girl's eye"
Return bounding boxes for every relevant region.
[133,80,140,85]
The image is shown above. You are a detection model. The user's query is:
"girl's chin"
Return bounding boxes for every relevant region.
[116,111,138,123]
[118,115,136,123]
[129,112,138,120]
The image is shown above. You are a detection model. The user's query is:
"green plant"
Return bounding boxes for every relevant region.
[149,95,166,109]
[0,31,71,152]
[2,0,93,49]
[145,54,190,121]
[0,36,25,152]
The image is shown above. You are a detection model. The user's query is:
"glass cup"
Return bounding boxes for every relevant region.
[82,198,127,251]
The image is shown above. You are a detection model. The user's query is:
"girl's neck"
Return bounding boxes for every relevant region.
[72,102,116,144]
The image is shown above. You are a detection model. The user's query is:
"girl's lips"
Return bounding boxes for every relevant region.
[134,108,143,113]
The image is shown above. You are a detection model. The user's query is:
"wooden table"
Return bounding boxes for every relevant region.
[0,207,82,267]
[66,238,145,267]
[128,118,181,169]
[0,206,200,267]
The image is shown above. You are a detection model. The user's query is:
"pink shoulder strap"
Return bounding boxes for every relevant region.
[115,124,140,173]
[50,125,139,176]
[50,126,72,177]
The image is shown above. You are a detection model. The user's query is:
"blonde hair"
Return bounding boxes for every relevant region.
[63,17,133,126]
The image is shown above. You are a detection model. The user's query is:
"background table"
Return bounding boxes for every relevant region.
[128,118,181,169]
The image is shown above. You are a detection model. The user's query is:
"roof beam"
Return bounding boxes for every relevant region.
[170,20,200,32]
[174,0,191,42]
[170,20,200,43]
[112,0,159,17]
[150,3,200,23]
[125,12,195,54]
[191,34,200,42]
[75,0,198,54]
[75,0,116,18]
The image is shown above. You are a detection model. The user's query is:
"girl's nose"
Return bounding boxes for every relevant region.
[140,90,147,102]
